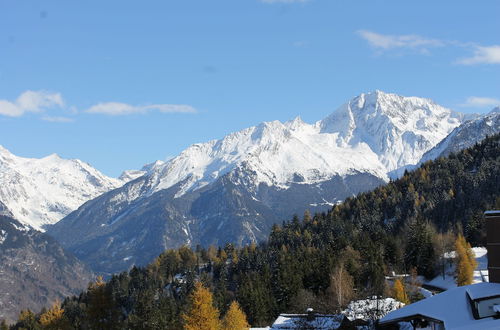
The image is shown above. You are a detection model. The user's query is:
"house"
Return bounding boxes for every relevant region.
[379,210,500,329]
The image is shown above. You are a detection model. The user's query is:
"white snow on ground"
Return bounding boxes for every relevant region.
[425,247,488,290]
[0,229,7,244]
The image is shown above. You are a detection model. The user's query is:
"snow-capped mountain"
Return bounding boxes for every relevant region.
[0,146,126,230]
[91,90,466,201]
[421,107,500,162]
[48,91,471,274]
[320,91,468,177]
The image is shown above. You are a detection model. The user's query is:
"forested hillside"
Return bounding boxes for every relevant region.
[5,134,499,329]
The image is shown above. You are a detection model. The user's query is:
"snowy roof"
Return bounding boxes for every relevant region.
[485,210,500,216]
[270,313,345,329]
[380,282,500,329]
[466,282,500,301]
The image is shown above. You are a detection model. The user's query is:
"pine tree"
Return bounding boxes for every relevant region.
[87,276,121,329]
[221,301,250,330]
[182,281,220,330]
[0,319,8,330]
[39,300,69,330]
[15,309,40,330]
[392,278,409,304]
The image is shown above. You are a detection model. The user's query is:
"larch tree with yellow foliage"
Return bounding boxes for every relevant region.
[39,300,69,330]
[392,278,409,305]
[221,301,250,330]
[455,234,476,286]
[182,281,220,330]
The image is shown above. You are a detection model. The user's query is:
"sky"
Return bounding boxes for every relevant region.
[1,0,499,177]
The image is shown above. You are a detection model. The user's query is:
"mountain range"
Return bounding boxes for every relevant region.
[1,90,498,324]
[0,90,497,275]
[43,90,498,275]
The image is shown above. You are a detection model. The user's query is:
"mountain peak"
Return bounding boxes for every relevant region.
[489,106,500,115]
[0,148,124,230]
[43,153,62,160]
[319,91,465,172]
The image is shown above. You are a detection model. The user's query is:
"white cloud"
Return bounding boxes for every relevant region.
[460,96,500,108]
[357,30,500,65]
[0,90,64,117]
[41,116,75,123]
[86,102,197,115]
[357,30,444,51]
[456,45,500,65]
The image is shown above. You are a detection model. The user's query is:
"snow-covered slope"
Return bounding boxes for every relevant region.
[142,118,388,199]
[0,146,125,230]
[321,90,468,177]
[118,169,147,182]
[118,91,465,201]
[421,107,500,162]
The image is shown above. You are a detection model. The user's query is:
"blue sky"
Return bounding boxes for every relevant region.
[1,0,499,177]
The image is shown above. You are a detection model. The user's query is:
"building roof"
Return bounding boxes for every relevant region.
[270,313,346,329]
[380,282,500,329]
[485,210,500,216]
[466,282,500,300]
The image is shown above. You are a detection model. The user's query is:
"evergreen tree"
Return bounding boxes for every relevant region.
[404,219,437,278]
[87,276,122,329]
[221,301,250,330]
[14,309,40,330]
[182,282,220,330]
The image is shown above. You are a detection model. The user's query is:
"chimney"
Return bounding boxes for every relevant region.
[486,210,500,283]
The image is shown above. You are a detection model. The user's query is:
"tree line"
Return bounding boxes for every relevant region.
[3,134,499,329]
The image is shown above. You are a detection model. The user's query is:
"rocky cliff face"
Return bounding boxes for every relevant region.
[0,208,93,323]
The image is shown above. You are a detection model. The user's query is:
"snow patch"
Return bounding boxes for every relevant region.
[0,230,7,244]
